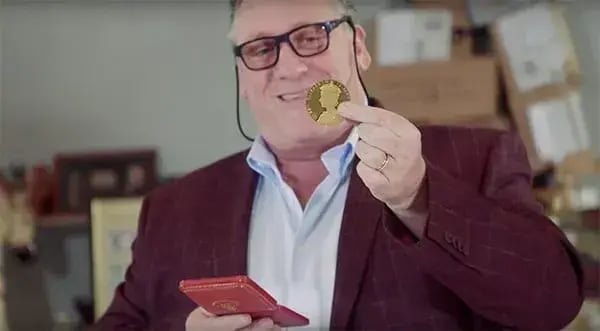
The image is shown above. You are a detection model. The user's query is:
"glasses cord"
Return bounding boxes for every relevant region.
[235,66,255,142]
[235,24,370,142]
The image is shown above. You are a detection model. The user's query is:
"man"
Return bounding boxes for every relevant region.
[94,0,584,330]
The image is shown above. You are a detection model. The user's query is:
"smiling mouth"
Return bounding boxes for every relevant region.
[277,90,308,102]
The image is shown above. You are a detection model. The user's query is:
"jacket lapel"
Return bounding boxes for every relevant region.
[330,162,383,329]
[208,152,257,277]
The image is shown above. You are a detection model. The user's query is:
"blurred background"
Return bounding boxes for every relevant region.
[0,0,599,330]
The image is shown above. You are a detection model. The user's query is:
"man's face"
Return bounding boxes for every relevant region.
[231,0,371,151]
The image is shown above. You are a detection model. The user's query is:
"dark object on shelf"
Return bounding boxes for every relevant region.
[159,175,179,185]
[11,244,37,264]
[451,25,492,56]
[581,209,599,230]
[53,149,158,214]
[29,165,55,217]
[532,166,555,189]
[9,164,27,182]
[471,25,492,55]
[74,296,95,326]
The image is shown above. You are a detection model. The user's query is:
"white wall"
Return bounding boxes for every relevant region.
[0,2,248,176]
[0,5,3,148]
[0,1,386,176]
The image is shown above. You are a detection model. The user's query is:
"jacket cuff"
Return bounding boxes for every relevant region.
[382,160,493,273]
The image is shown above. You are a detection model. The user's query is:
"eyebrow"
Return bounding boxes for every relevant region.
[241,19,326,43]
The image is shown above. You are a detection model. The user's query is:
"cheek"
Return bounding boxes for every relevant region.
[239,72,269,101]
[308,52,349,81]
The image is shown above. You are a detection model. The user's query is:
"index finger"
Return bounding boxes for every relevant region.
[337,102,409,137]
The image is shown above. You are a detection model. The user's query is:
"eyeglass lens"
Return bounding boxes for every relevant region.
[240,24,329,70]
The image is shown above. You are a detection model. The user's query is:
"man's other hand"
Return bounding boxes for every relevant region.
[185,306,281,331]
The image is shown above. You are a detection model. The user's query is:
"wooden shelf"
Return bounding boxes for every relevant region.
[37,213,88,228]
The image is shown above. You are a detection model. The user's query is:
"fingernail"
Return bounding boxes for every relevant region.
[337,102,349,113]
[238,314,252,324]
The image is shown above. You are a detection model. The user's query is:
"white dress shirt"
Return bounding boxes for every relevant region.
[246,128,358,330]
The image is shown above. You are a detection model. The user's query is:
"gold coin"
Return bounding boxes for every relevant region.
[305,79,351,126]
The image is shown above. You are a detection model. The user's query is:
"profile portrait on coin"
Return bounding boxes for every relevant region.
[317,82,343,125]
[306,79,350,126]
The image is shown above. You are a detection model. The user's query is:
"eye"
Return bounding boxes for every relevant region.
[292,27,327,49]
[243,40,276,58]
[255,46,272,56]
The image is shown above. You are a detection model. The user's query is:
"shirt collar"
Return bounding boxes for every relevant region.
[246,127,358,182]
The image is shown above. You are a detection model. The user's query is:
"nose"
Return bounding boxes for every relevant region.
[273,42,308,79]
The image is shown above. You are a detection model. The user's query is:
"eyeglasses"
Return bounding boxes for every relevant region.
[233,16,353,71]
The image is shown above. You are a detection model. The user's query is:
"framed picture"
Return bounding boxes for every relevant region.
[53,149,157,214]
[90,197,143,320]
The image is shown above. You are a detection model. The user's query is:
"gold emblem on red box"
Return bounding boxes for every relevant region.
[212,299,240,312]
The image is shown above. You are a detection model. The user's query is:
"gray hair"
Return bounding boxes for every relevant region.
[227,0,356,41]
[228,0,356,22]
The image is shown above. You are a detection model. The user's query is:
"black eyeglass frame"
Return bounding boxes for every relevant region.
[233,15,354,71]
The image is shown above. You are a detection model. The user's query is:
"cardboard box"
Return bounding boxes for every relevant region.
[365,8,474,64]
[420,113,512,131]
[468,0,557,26]
[369,9,453,66]
[411,3,473,58]
[451,28,473,59]
[409,0,468,10]
[364,57,498,123]
[557,151,598,181]
[491,3,582,172]
[412,2,471,27]
[509,89,587,172]
[492,3,580,97]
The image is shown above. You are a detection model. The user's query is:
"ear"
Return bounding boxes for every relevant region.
[353,24,372,72]
[240,82,249,101]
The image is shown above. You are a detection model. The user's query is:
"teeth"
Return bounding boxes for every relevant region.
[280,92,305,101]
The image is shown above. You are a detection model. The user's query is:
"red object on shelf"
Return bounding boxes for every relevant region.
[28,165,55,217]
[581,209,599,230]
[52,148,158,214]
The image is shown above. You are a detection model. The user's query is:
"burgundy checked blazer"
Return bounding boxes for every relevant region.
[94,125,584,331]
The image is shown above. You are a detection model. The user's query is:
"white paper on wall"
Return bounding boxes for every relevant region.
[527,92,590,164]
[376,9,452,66]
[376,10,417,66]
[497,4,571,92]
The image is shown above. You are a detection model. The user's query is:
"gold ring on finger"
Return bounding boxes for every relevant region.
[376,153,390,172]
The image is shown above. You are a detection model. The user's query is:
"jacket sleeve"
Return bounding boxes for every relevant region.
[92,196,189,331]
[384,131,585,330]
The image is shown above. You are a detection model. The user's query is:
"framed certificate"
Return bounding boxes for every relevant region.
[53,149,157,214]
[90,197,143,320]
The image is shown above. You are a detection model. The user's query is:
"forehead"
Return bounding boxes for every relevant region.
[231,0,341,43]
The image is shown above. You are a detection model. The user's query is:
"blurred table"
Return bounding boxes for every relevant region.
[5,214,92,330]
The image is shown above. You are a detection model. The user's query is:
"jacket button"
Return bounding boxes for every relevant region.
[444,232,453,244]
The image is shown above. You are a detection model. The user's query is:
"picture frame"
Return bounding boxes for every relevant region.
[53,149,157,214]
[90,197,143,320]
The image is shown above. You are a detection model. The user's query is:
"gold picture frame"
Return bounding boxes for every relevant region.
[91,197,143,320]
